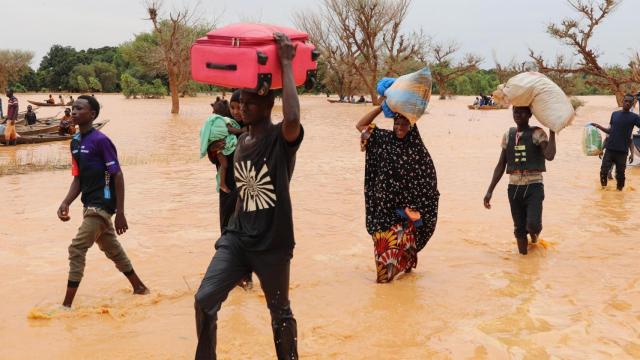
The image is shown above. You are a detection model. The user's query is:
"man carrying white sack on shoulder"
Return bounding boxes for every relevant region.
[483,106,557,255]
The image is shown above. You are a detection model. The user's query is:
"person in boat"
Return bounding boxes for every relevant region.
[4,89,19,146]
[194,33,302,359]
[358,95,366,103]
[59,108,76,135]
[473,97,480,106]
[0,96,4,119]
[590,94,640,191]
[68,96,74,105]
[484,106,556,255]
[25,105,37,125]
[58,95,65,105]
[46,94,55,104]
[57,95,149,308]
[356,99,440,283]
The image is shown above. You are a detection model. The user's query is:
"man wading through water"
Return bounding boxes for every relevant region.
[484,106,557,255]
[590,94,640,191]
[194,33,303,359]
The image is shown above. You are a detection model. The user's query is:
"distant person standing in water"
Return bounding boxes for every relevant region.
[4,89,19,146]
[57,95,149,307]
[0,95,4,119]
[484,106,557,255]
[590,94,640,190]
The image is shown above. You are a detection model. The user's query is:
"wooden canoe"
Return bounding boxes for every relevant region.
[16,123,60,136]
[1,107,39,124]
[468,104,510,110]
[15,113,61,126]
[27,100,69,107]
[1,120,109,145]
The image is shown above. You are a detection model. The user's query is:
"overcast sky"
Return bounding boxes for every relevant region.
[1,0,636,69]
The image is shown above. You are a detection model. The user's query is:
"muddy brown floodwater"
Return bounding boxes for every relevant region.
[1,94,639,359]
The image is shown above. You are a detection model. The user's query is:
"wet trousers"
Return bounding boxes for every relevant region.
[508,183,544,255]
[194,233,297,359]
[600,149,627,189]
[68,207,133,283]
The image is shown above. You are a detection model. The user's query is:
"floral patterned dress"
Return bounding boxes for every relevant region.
[364,124,439,283]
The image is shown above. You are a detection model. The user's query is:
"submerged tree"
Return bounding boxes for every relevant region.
[427,41,482,99]
[529,0,637,105]
[295,0,426,105]
[0,50,34,91]
[145,1,211,114]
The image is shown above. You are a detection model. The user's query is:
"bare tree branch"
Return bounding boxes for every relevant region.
[530,0,636,105]
[144,1,213,113]
[295,0,426,105]
[428,40,482,99]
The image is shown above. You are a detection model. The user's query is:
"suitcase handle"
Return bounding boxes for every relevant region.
[206,62,237,71]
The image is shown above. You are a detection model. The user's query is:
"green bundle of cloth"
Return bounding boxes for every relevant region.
[199,114,241,158]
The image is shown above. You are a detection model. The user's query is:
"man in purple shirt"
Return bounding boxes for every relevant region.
[57,95,149,307]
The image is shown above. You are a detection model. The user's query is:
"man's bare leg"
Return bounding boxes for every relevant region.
[62,283,79,307]
[125,270,150,294]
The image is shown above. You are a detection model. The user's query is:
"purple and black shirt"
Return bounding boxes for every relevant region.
[71,129,121,214]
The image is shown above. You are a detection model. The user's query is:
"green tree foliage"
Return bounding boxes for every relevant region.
[120,73,140,99]
[140,79,168,98]
[92,62,118,92]
[76,75,89,92]
[120,73,167,99]
[69,64,95,90]
[450,70,500,96]
[10,66,39,91]
[88,77,102,92]
[39,45,84,90]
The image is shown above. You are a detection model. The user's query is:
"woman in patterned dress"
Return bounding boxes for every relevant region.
[356,102,439,283]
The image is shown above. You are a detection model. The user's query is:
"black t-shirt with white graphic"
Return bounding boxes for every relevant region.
[224,122,304,252]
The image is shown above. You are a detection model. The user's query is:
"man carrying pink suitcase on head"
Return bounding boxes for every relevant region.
[194,32,304,360]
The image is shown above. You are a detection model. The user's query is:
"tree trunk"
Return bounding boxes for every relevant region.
[371,91,380,106]
[437,79,448,100]
[169,70,180,114]
[614,89,624,107]
[365,74,380,106]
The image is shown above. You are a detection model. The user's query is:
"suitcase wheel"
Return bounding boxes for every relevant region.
[311,49,320,62]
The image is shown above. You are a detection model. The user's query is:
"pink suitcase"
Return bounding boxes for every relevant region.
[191,23,319,94]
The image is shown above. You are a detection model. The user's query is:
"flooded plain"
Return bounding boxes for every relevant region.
[1,94,639,359]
